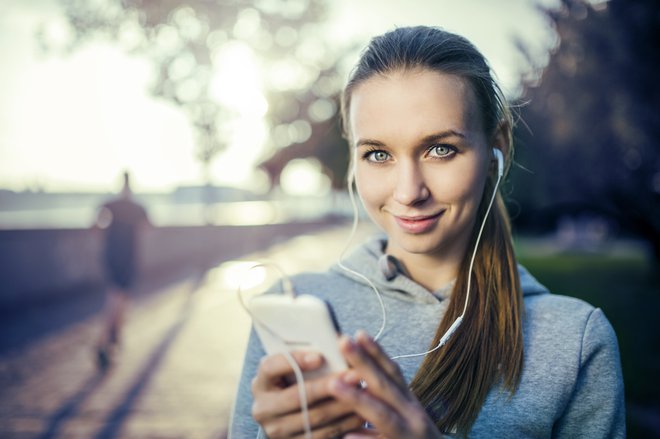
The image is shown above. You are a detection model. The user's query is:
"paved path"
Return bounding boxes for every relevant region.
[0,224,377,439]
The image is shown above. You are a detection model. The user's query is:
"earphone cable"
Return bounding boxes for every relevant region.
[391,170,502,360]
[462,171,501,317]
[337,171,387,341]
[236,262,313,439]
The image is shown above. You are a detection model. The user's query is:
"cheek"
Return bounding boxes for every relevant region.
[428,163,487,204]
[355,169,386,209]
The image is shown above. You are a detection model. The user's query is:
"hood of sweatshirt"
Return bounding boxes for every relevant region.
[330,235,549,305]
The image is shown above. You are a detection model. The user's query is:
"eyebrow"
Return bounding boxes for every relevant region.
[355,129,467,148]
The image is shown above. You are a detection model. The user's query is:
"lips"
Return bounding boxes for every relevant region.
[393,211,444,234]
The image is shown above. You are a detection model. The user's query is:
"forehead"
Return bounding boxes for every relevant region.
[348,69,481,144]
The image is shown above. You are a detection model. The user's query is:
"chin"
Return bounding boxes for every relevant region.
[389,233,444,256]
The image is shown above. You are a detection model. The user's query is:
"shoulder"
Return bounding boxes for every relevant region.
[101,199,117,210]
[290,270,339,285]
[284,268,390,337]
[479,292,624,436]
[524,292,617,342]
[127,199,147,213]
[525,292,595,321]
[522,292,620,385]
[524,292,616,335]
[518,265,617,344]
[287,269,358,303]
[261,271,346,305]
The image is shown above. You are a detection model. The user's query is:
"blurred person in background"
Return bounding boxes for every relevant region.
[94,171,150,370]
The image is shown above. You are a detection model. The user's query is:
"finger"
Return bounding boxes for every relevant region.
[339,336,412,410]
[305,414,365,439]
[329,377,409,438]
[330,377,442,439]
[343,430,380,438]
[263,398,361,439]
[252,373,341,424]
[355,330,407,389]
[253,351,323,391]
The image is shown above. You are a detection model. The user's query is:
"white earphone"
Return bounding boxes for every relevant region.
[493,147,504,178]
[339,147,506,357]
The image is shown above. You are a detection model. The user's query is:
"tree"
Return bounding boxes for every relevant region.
[512,0,660,259]
[39,0,349,189]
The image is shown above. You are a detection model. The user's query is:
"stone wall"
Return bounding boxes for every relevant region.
[0,220,337,310]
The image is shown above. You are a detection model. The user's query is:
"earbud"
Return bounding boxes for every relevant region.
[492,148,504,178]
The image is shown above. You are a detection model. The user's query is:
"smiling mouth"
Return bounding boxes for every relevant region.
[392,211,444,234]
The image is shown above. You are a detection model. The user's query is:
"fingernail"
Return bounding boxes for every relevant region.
[304,352,321,365]
[342,370,361,386]
[341,336,356,352]
[329,377,348,394]
[355,330,372,343]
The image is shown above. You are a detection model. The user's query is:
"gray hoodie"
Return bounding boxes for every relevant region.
[229,237,625,438]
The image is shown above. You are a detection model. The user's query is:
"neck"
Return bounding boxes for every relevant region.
[388,249,461,292]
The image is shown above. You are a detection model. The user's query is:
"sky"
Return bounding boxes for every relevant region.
[0,0,560,194]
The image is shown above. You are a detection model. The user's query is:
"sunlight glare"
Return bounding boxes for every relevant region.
[0,39,199,192]
[281,158,331,196]
[207,41,269,188]
[214,260,268,292]
[210,41,268,117]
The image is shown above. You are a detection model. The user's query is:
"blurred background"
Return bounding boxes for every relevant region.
[0,0,658,437]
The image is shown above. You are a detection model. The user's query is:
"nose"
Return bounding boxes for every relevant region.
[392,161,430,206]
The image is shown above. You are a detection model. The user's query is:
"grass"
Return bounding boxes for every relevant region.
[515,238,660,437]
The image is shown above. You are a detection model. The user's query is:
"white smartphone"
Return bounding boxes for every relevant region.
[247,294,347,379]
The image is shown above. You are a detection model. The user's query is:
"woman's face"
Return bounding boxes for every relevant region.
[349,69,493,266]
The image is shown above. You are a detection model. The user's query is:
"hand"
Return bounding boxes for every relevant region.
[328,331,445,439]
[251,350,365,438]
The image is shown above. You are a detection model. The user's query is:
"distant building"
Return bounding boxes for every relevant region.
[171,185,260,204]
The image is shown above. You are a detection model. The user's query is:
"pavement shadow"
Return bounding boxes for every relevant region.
[92,279,200,439]
[39,373,109,439]
[34,271,205,439]
[0,285,106,356]
[0,264,204,357]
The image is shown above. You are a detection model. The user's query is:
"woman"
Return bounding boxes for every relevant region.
[230,26,625,438]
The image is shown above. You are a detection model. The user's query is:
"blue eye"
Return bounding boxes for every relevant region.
[364,150,390,162]
[429,144,456,158]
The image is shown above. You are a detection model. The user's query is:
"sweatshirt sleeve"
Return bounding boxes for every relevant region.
[553,308,626,438]
[229,327,266,439]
